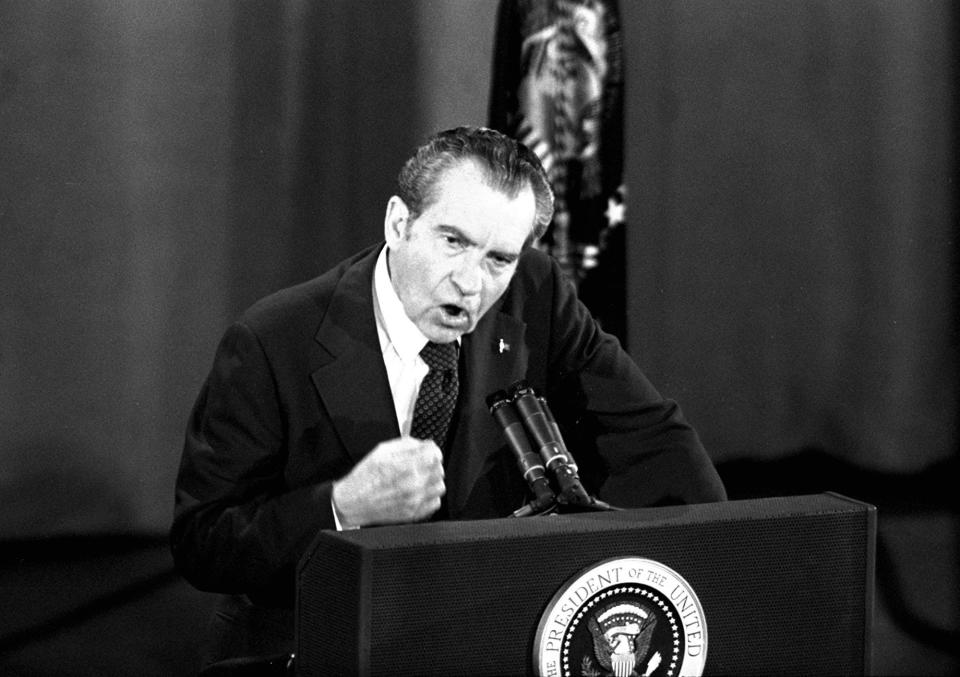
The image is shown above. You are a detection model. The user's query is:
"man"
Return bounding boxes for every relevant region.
[171,127,725,665]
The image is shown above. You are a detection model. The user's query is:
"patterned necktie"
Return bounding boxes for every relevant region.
[411,341,460,450]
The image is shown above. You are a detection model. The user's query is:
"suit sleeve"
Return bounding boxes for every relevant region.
[542,258,727,507]
[170,321,336,603]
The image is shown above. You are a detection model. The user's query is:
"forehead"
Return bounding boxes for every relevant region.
[428,159,506,199]
[424,160,537,244]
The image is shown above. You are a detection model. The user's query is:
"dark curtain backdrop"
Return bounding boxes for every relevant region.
[625,0,956,472]
[1,0,954,538]
[2,2,238,538]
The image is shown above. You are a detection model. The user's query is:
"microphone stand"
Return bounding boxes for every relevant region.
[536,392,618,514]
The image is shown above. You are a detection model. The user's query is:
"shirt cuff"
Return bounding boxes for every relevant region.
[331,491,359,531]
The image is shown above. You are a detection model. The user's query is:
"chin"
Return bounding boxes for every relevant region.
[423,315,474,343]
[428,324,470,343]
[431,330,464,344]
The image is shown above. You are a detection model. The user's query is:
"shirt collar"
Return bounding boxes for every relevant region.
[373,245,430,363]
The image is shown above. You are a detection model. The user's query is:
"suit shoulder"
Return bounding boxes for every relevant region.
[238,244,379,339]
[502,247,576,310]
[510,246,561,291]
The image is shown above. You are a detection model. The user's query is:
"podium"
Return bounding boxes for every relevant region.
[296,493,875,676]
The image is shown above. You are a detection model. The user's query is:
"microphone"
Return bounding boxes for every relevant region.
[486,390,555,516]
[508,382,593,507]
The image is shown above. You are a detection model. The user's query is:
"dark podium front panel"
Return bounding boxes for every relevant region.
[296,493,875,676]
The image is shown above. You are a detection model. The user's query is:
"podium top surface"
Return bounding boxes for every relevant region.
[301,492,874,559]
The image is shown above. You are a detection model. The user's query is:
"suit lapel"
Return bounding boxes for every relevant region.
[310,246,399,464]
[445,308,528,516]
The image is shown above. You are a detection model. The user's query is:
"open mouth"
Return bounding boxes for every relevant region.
[440,304,471,327]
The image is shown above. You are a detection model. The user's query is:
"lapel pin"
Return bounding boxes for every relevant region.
[497,338,511,354]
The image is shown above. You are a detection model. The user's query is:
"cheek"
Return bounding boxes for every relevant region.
[406,255,454,305]
[401,245,437,279]
[392,257,430,310]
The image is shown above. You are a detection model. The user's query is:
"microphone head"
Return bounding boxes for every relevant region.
[507,380,533,400]
[485,389,510,411]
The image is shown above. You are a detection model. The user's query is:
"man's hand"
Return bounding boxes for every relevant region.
[331,437,446,528]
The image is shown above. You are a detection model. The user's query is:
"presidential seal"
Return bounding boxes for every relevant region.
[534,557,706,677]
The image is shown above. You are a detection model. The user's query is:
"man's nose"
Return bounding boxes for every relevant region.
[450,257,482,295]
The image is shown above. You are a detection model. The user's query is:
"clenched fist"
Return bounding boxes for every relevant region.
[331,437,446,528]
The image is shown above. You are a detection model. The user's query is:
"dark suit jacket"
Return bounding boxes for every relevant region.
[171,243,725,662]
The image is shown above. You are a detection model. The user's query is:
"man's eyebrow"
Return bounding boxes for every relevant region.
[438,224,520,261]
[438,224,477,247]
[491,248,519,262]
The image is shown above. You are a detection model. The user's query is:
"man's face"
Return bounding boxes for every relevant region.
[384,160,537,344]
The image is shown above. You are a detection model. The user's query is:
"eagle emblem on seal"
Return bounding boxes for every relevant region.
[586,602,660,677]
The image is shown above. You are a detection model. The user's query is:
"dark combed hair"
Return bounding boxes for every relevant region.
[396,126,555,239]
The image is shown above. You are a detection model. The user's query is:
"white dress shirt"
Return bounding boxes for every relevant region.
[372,245,433,435]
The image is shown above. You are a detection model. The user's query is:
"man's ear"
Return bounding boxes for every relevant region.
[384,196,410,246]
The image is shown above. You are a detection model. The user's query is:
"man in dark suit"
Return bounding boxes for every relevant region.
[171,126,725,666]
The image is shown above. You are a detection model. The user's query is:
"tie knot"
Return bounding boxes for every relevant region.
[420,341,458,372]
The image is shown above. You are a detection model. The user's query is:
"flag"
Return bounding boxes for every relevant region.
[489,0,627,343]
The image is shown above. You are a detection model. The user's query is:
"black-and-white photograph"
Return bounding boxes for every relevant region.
[1,1,956,675]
